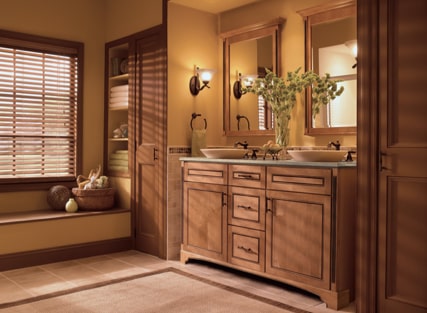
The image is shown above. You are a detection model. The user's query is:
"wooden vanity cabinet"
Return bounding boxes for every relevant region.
[181,161,356,310]
[182,162,228,262]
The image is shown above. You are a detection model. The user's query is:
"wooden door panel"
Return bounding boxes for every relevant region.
[266,190,331,289]
[378,1,427,312]
[183,182,227,261]
[383,178,427,310]
[133,27,167,258]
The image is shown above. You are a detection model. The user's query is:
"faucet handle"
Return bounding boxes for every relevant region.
[328,140,341,150]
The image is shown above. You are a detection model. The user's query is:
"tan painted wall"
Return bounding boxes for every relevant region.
[168,0,357,148]
[105,0,162,42]
[0,213,131,254]
[167,3,224,147]
[0,0,161,253]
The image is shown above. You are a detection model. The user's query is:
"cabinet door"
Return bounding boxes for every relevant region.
[183,182,227,261]
[266,190,331,289]
[133,26,167,258]
[377,1,427,312]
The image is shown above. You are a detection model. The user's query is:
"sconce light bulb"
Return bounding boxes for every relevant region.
[198,68,214,83]
[352,45,358,58]
[345,39,358,57]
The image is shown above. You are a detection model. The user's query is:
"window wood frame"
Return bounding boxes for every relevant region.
[0,29,83,191]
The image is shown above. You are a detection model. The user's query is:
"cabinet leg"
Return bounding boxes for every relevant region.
[321,289,351,310]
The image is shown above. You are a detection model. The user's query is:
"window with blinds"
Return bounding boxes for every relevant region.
[0,30,83,188]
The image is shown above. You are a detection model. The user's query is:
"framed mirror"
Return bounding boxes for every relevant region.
[299,0,357,135]
[221,18,285,137]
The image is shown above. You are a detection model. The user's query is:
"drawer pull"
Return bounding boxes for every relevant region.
[237,204,256,211]
[237,245,257,255]
[237,174,255,180]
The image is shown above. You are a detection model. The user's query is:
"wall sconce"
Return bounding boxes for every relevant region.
[345,39,358,68]
[189,66,215,95]
[233,72,258,99]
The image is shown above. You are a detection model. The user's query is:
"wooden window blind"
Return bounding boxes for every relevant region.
[0,30,83,188]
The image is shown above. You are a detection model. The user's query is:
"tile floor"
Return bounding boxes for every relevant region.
[0,250,356,312]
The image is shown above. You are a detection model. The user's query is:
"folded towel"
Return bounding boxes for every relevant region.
[110,91,129,98]
[108,165,128,172]
[111,84,128,92]
[108,159,128,166]
[111,84,128,90]
[109,96,128,104]
[110,153,128,160]
[109,103,128,109]
[115,150,128,154]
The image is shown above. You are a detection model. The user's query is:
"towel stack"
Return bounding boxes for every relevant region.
[108,150,128,172]
[109,84,128,109]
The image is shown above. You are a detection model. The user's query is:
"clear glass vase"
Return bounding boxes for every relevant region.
[274,111,290,147]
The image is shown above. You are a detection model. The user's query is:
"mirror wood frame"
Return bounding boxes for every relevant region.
[221,18,285,137]
[299,0,357,135]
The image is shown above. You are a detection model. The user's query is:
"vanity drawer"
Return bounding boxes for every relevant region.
[228,225,265,272]
[184,162,227,185]
[267,167,332,195]
[228,186,265,230]
[228,165,265,188]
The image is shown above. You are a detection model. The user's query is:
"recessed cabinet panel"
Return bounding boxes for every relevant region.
[228,225,265,272]
[266,189,331,289]
[228,186,265,230]
[267,166,331,195]
[183,182,227,262]
[229,165,266,188]
[184,162,227,185]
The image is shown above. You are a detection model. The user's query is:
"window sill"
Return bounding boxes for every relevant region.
[0,208,130,226]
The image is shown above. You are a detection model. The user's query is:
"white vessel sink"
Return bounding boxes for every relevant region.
[201,148,247,159]
[288,150,347,162]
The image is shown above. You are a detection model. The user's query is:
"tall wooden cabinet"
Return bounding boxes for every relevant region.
[357,0,427,312]
[104,26,167,258]
[181,160,356,310]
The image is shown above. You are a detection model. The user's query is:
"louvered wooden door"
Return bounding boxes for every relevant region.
[133,26,167,258]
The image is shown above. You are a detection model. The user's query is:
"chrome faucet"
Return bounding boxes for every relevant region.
[234,140,249,149]
[328,140,341,150]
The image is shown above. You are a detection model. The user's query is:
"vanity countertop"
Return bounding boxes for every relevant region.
[180,157,357,168]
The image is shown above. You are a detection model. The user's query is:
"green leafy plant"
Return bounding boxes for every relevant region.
[243,67,344,118]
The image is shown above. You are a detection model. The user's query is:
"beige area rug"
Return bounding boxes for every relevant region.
[0,267,312,313]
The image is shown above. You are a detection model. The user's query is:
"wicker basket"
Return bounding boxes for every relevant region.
[71,188,115,211]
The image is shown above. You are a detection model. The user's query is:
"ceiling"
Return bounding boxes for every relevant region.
[169,0,263,14]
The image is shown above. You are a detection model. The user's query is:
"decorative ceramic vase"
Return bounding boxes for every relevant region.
[65,198,78,213]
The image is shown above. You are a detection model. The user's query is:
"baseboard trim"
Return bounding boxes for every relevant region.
[0,237,133,271]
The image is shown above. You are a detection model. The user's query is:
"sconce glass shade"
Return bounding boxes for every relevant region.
[345,39,357,57]
[233,73,258,99]
[189,67,215,95]
[345,39,358,68]
[241,74,258,87]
